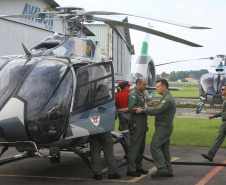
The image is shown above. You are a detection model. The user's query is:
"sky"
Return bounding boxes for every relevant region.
[55,0,226,75]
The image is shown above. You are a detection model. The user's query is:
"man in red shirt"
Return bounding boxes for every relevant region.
[115,81,132,157]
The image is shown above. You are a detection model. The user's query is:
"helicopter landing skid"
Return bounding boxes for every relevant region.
[101,131,127,174]
[65,145,91,168]
[0,151,35,166]
[0,141,62,166]
[111,131,127,154]
[102,159,127,174]
[66,131,127,174]
[0,132,127,173]
[196,102,205,114]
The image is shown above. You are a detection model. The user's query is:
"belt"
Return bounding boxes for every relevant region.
[118,107,129,113]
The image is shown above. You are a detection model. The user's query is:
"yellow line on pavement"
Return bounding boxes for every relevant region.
[0,174,94,181]
[126,157,180,183]
[0,157,180,183]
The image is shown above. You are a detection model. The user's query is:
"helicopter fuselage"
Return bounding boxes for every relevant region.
[199,73,226,105]
[0,35,115,152]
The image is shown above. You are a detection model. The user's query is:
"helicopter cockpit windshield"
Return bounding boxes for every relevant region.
[0,57,73,144]
[209,57,226,74]
[0,58,35,107]
[211,58,225,67]
[199,73,226,99]
[17,59,73,144]
[0,58,8,68]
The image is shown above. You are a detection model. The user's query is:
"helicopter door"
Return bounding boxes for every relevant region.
[65,61,115,139]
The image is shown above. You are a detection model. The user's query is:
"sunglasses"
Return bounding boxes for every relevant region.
[221,89,226,91]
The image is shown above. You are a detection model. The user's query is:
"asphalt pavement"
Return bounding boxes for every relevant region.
[0,103,225,185]
[1,144,226,185]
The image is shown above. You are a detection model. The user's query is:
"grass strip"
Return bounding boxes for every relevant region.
[115,117,225,148]
[154,87,199,98]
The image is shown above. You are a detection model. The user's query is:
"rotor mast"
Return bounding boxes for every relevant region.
[56,7,85,37]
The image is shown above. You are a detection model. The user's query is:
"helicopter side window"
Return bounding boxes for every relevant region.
[73,62,114,114]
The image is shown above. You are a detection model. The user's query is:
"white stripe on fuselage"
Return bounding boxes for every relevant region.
[0,98,24,125]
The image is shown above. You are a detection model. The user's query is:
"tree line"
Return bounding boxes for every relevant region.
[157,69,209,82]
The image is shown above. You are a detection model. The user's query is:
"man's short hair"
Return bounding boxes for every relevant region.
[97,84,107,93]
[136,78,143,85]
[156,79,169,89]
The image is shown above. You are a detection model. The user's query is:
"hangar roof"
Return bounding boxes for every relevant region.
[0,0,94,36]
[43,0,60,8]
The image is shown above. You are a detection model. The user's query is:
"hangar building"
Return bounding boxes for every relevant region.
[0,0,134,76]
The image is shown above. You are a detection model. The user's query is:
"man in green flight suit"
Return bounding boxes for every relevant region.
[89,84,121,180]
[133,79,176,178]
[201,84,226,162]
[127,77,151,177]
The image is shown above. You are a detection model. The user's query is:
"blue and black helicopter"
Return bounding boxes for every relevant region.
[0,6,210,170]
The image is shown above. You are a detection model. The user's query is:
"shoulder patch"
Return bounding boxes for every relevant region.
[161,100,166,104]
[132,95,136,98]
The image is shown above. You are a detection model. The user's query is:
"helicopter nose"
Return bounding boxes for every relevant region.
[0,98,28,141]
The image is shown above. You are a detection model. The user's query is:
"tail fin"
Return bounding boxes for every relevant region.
[132,30,156,97]
[141,33,149,55]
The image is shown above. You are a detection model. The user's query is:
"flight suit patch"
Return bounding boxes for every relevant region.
[132,95,136,98]
[161,100,166,104]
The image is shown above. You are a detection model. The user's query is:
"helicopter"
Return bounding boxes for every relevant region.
[0,6,210,171]
[196,55,226,113]
[153,55,226,114]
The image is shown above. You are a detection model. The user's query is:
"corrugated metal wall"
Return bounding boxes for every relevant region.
[0,18,54,56]
[0,0,62,56]
[85,24,113,58]
[86,24,132,75]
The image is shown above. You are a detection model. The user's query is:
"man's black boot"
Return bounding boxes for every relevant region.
[201,153,213,162]
[151,171,168,178]
[127,171,141,177]
[108,173,121,179]
[93,174,102,180]
[136,169,148,174]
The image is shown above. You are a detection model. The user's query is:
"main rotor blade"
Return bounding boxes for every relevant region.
[92,17,203,47]
[0,14,40,18]
[78,11,211,29]
[0,13,64,19]
[155,57,212,66]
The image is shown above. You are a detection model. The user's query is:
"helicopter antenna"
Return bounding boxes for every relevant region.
[62,17,67,36]
[79,17,85,38]
[21,43,31,56]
